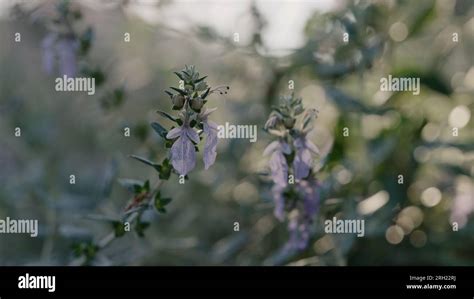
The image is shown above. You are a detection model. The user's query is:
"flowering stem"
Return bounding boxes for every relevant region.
[70,180,163,266]
[71,66,224,265]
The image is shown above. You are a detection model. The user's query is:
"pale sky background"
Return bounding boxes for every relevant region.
[1,0,345,54]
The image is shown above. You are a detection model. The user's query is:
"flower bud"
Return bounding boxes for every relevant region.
[283,117,296,129]
[190,96,204,111]
[294,104,304,115]
[264,114,279,130]
[172,94,185,109]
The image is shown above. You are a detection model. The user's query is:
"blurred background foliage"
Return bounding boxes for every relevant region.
[0,0,473,265]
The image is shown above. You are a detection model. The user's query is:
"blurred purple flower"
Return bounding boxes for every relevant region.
[297,179,320,217]
[41,33,79,77]
[166,125,200,176]
[293,135,319,180]
[287,217,311,250]
[286,179,320,250]
[264,140,291,187]
[199,108,218,170]
[271,185,285,221]
[41,33,57,74]
[56,36,79,77]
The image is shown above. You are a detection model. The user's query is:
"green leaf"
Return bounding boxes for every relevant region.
[195,81,208,92]
[407,0,435,37]
[302,109,316,132]
[133,123,149,142]
[118,178,150,196]
[156,110,179,123]
[143,180,150,192]
[130,155,152,168]
[174,72,185,81]
[154,193,173,214]
[151,122,168,139]
[130,155,158,168]
[201,87,211,99]
[72,243,83,257]
[79,27,93,55]
[182,69,191,78]
[194,76,207,83]
[117,178,144,193]
[113,87,125,105]
[135,220,150,237]
[91,69,105,87]
[302,115,313,131]
[170,87,187,96]
[157,158,172,180]
[99,87,125,110]
[112,221,126,238]
[133,184,142,194]
[160,197,172,206]
[72,241,98,263]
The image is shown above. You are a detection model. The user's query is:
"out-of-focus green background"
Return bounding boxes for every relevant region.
[0,0,473,266]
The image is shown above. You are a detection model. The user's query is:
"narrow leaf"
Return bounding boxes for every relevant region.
[117,178,144,193]
[174,71,185,80]
[201,87,211,99]
[160,197,172,206]
[170,87,187,96]
[130,155,157,167]
[194,76,207,83]
[151,122,168,139]
[156,110,179,123]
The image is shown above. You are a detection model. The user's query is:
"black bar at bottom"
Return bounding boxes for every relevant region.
[0,266,472,298]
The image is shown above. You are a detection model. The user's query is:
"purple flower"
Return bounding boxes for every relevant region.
[264,140,291,187]
[293,135,319,180]
[41,33,79,77]
[199,108,218,170]
[166,125,200,176]
[56,36,79,77]
[271,185,285,221]
[41,33,57,74]
[287,217,311,250]
[285,179,320,250]
[272,179,320,251]
[297,179,320,217]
